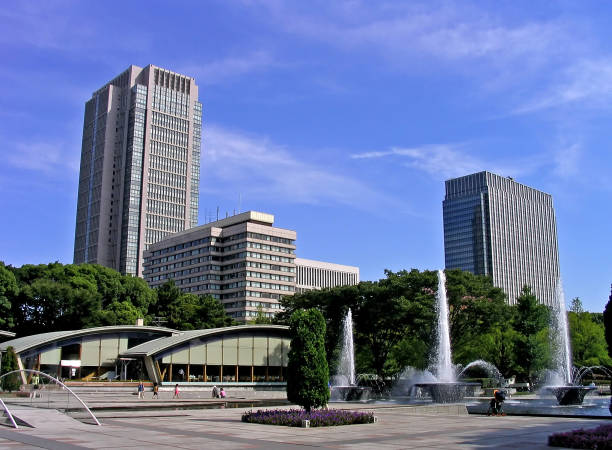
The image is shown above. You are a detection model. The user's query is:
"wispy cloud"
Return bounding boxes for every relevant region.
[178,51,277,85]
[202,124,405,212]
[351,143,539,180]
[254,1,573,72]
[246,1,610,113]
[0,1,150,55]
[553,143,582,178]
[513,58,612,113]
[5,141,79,174]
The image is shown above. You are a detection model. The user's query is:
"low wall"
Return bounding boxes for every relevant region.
[64,381,288,399]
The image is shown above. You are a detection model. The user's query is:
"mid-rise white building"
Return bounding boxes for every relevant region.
[143,211,360,320]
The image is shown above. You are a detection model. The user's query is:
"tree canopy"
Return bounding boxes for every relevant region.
[2,262,235,335]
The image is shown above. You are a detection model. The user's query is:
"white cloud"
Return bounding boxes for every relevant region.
[553,144,582,178]
[254,1,572,72]
[0,2,150,55]
[513,58,612,113]
[5,141,79,174]
[351,143,538,180]
[203,124,404,212]
[178,51,277,85]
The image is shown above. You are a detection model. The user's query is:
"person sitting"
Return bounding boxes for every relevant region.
[219,387,226,398]
[212,385,219,398]
[488,389,506,416]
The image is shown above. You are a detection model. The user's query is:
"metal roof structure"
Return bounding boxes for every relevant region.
[0,330,16,339]
[121,324,290,357]
[0,326,178,354]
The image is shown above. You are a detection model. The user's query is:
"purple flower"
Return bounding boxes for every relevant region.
[242,408,375,427]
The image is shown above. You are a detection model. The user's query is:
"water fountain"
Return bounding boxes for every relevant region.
[330,309,371,401]
[541,279,596,405]
[411,270,480,403]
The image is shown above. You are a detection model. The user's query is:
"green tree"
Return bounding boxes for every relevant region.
[570,297,584,314]
[1,346,21,392]
[355,272,434,378]
[119,275,155,317]
[286,309,330,412]
[604,285,612,358]
[444,269,510,365]
[152,281,234,330]
[0,263,18,330]
[195,295,235,329]
[477,326,520,378]
[94,300,142,326]
[279,285,360,374]
[568,309,612,367]
[150,280,182,320]
[513,286,550,383]
[251,305,273,324]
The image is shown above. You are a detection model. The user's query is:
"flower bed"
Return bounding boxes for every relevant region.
[242,408,375,427]
[548,424,612,449]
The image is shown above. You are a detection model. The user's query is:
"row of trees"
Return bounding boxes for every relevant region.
[278,269,612,383]
[0,262,234,335]
[1,261,610,385]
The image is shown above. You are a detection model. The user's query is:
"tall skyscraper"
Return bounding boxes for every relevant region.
[74,65,201,277]
[443,171,560,305]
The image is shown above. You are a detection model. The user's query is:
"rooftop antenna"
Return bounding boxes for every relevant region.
[238,193,242,214]
[216,206,219,221]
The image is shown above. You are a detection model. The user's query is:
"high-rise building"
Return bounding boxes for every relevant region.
[142,211,360,321]
[443,171,560,305]
[73,65,201,276]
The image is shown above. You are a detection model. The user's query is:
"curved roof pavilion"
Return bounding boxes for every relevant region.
[0,330,16,342]
[0,325,291,386]
[121,324,291,385]
[0,326,178,354]
[0,326,178,383]
[122,324,289,357]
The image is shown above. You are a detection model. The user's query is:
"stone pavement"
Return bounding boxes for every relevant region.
[1,400,610,449]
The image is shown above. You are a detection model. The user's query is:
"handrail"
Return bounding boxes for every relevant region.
[0,398,18,429]
[0,369,101,426]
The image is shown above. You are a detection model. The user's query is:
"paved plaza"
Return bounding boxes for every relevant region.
[1,391,610,449]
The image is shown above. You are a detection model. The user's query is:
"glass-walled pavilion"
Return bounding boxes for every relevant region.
[121,325,290,385]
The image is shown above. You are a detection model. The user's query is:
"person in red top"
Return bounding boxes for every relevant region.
[173,383,180,399]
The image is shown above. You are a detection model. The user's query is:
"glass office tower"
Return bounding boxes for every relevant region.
[74,65,201,276]
[443,171,560,305]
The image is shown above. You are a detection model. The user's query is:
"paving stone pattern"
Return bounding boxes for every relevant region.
[0,394,610,449]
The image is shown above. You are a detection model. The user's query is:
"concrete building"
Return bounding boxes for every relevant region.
[295,258,360,294]
[142,211,360,320]
[143,211,297,321]
[73,65,201,277]
[443,171,560,305]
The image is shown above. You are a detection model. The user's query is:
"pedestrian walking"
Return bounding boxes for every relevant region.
[137,381,144,399]
[173,383,180,399]
[152,382,159,399]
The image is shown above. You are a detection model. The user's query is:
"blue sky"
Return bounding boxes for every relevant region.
[1,1,611,312]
